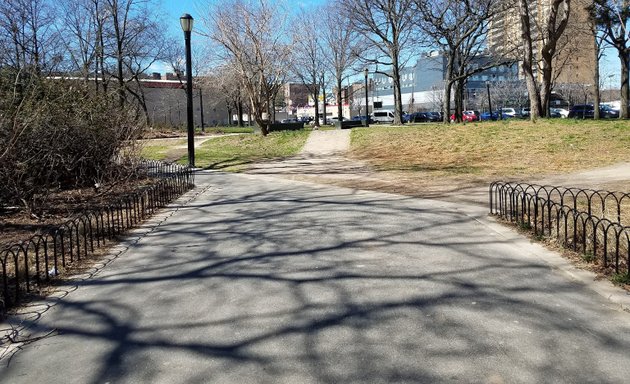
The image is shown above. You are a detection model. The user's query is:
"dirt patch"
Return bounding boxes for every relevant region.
[0,177,158,248]
[245,151,630,207]
[141,129,186,139]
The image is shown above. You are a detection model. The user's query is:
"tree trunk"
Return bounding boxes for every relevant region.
[620,52,629,119]
[518,0,540,121]
[337,78,343,121]
[112,5,125,108]
[455,78,465,122]
[322,84,327,126]
[237,96,244,127]
[587,15,599,119]
[444,81,452,123]
[313,86,320,128]
[540,58,552,118]
[127,81,150,125]
[391,54,403,125]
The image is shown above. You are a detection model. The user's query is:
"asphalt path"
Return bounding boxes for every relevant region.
[2,171,630,383]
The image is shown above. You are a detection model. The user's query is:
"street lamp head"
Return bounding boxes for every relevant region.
[180,13,194,33]
[364,68,368,77]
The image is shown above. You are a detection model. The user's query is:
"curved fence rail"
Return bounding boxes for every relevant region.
[0,160,194,314]
[489,181,630,279]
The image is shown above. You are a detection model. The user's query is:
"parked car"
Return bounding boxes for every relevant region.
[406,112,431,123]
[352,115,373,123]
[330,116,347,124]
[549,108,562,118]
[521,107,530,118]
[568,104,620,119]
[426,111,442,122]
[551,108,569,118]
[479,111,499,121]
[450,110,478,122]
[600,104,620,118]
[309,116,333,126]
[501,107,517,118]
[568,104,595,119]
[372,110,396,123]
[451,111,480,123]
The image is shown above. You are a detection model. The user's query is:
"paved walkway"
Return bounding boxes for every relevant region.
[302,129,351,155]
[246,129,380,187]
[2,170,630,383]
[250,129,630,206]
[3,129,630,382]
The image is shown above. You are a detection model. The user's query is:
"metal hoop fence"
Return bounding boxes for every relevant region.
[0,160,194,314]
[489,181,630,279]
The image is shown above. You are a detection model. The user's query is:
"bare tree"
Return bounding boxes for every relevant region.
[555,82,593,105]
[58,0,99,81]
[429,84,445,112]
[416,0,512,123]
[289,12,323,127]
[492,79,529,111]
[0,0,61,79]
[203,0,292,135]
[321,2,362,122]
[584,3,603,119]
[0,0,59,74]
[103,0,165,111]
[518,0,572,120]
[342,0,417,125]
[594,0,630,118]
[201,64,244,126]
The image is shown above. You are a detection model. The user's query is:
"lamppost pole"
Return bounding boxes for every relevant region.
[486,81,493,120]
[364,68,369,127]
[180,13,195,167]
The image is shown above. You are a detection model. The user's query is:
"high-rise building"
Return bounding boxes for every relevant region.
[488,0,596,85]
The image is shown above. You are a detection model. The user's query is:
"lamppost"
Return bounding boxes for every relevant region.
[486,81,493,120]
[180,13,195,167]
[364,68,369,127]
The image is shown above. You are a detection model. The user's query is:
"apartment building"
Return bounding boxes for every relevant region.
[488,0,596,85]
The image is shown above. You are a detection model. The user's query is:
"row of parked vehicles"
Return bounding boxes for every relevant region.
[450,104,621,122]
[296,103,621,126]
[350,110,443,124]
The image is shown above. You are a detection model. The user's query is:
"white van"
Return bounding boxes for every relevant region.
[372,110,395,123]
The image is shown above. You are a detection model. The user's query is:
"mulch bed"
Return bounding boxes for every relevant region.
[0,177,158,249]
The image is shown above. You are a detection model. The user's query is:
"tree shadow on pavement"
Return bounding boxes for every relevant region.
[2,173,630,383]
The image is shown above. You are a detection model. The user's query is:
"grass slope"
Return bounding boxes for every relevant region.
[192,130,310,170]
[351,119,630,179]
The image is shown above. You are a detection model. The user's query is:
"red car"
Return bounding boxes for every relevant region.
[450,110,478,122]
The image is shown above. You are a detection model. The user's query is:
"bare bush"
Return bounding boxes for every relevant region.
[0,75,145,212]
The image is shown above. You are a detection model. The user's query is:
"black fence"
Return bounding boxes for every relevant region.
[0,160,194,314]
[489,181,630,278]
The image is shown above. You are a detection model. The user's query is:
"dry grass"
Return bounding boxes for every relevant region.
[193,130,310,170]
[140,138,187,161]
[350,119,630,180]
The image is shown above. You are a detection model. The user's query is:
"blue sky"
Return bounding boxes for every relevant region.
[156,0,622,89]
[153,0,326,73]
[159,0,326,34]
[159,0,199,36]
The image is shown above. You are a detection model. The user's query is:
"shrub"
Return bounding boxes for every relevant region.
[0,75,145,212]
